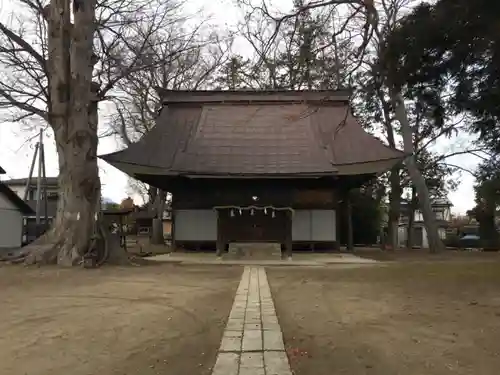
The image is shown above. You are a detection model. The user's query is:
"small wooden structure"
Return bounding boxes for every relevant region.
[101,90,406,257]
[101,208,162,253]
[101,208,133,251]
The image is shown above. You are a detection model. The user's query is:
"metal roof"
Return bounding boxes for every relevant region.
[101,90,406,179]
[2,177,59,186]
[0,183,35,215]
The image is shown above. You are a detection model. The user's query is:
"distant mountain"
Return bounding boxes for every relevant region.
[101,197,116,204]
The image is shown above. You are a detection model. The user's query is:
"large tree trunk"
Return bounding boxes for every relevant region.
[146,187,165,245]
[23,0,128,266]
[387,166,401,251]
[151,189,166,245]
[54,0,98,265]
[376,85,401,251]
[373,184,386,250]
[25,151,101,265]
[476,205,499,250]
[391,90,444,253]
[23,0,74,265]
[406,186,417,249]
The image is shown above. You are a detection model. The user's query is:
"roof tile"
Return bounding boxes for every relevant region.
[101,91,406,177]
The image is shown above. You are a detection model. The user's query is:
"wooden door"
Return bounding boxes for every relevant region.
[218,209,288,243]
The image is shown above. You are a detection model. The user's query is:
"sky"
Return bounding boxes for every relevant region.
[0,0,480,214]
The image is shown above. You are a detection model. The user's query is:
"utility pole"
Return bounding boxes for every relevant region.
[41,136,48,229]
[36,129,43,225]
[24,129,48,232]
[23,142,39,201]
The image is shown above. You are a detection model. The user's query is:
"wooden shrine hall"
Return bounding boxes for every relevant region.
[101,90,406,258]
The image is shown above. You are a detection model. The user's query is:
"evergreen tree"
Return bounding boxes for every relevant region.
[384,0,500,152]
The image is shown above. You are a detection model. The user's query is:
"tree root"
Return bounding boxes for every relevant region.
[0,223,133,267]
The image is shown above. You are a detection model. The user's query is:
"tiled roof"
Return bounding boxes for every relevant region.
[101,90,406,178]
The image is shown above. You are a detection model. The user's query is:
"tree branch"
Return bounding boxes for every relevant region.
[0,22,47,74]
[0,89,47,120]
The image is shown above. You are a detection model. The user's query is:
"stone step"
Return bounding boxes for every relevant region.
[226,243,282,260]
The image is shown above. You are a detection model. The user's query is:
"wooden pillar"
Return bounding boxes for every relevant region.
[119,215,126,251]
[284,210,293,259]
[216,209,224,257]
[335,204,341,251]
[170,209,176,252]
[346,189,354,252]
[151,218,164,245]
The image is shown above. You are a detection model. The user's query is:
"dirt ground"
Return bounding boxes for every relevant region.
[267,261,500,375]
[353,248,500,262]
[0,263,242,375]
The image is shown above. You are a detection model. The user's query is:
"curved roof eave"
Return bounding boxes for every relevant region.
[99,154,408,180]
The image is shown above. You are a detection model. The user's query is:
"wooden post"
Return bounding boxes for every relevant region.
[346,189,354,252]
[335,205,341,251]
[170,209,176,252]
[216,209,224,258]
[119,215,126,252]
[285,210,293,260]
[151,218,163,244]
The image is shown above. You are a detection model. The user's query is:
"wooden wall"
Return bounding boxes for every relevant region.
[172,185,339,210]
[218,209,288,243]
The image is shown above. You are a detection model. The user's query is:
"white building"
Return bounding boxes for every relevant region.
[3,177,59,201]
[397,198,453,248]
[0,167,35,250]
[1,176,59,244]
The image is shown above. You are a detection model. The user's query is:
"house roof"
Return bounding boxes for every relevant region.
[433,198,453,206]
[2,177,59,186]
[399,198,453,208]
[0,183,35,215]
[101,90,407,179]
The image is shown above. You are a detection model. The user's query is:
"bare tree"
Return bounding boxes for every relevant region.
[107,21,232,244]
[126,178,150,205]
[233,0,357,90]
[238,0,446,252]
[349,0,413,251]
[0,0,201,265]
[109,30,232,143]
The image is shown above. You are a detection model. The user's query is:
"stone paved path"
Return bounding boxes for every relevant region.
[212,266,292,375]
[153,252,378,266]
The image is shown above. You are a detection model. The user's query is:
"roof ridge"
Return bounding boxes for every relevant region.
[157,89,351,104]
